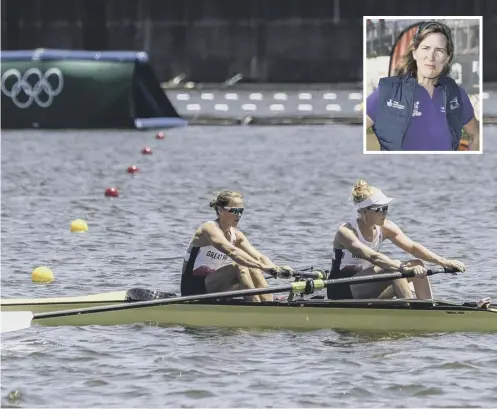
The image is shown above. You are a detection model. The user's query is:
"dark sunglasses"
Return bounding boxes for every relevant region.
[222,207,244,216]
[415,21,452,40]
[368,205,389,215]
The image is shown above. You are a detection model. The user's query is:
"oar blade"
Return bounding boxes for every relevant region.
[1,311,35,333]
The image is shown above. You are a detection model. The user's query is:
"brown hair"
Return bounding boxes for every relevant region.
[395,21,454,78]
[209,190,243,215]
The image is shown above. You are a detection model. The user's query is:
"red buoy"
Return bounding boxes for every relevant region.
[127,165,139,174]
[105,187,119,197]
[156,132,165,140]
[141,147,153,154]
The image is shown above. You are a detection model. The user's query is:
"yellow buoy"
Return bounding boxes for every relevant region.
[32,266,54,283]
[70,219,88,233]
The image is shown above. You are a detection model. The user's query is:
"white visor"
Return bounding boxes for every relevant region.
[355,191,394,210]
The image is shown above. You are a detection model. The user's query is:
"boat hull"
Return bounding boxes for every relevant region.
[1,290,128,314]
[2,292,497,333]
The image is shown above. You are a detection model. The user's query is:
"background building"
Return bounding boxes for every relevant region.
[2,0,497,84]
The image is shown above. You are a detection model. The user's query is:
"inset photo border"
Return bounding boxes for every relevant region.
[363,16,483,154]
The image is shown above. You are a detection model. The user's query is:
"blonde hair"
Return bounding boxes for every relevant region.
[209,190,243,214]
[351,180,380,204]
[395,21,454,78]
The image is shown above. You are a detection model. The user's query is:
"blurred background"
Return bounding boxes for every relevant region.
[2,0,497,125]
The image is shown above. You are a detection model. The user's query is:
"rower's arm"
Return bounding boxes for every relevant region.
[336,226,403,271]
[463,116,480,151]
[236,231,275,267]
[202,223,271,271]
[382,220,445,264]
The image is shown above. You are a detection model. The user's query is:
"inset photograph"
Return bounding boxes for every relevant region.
[363,17,482,153]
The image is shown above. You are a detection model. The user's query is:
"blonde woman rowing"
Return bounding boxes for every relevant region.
[181,190,290,302]
[328,180,465,300]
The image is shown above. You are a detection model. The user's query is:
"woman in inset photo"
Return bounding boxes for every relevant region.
[366,21,480,152]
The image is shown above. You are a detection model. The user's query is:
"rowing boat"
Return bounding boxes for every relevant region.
[2,287,496,333]
[2,269,495,333]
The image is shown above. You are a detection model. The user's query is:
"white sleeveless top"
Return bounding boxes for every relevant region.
[183,221,236,276]
[334,218,383,269]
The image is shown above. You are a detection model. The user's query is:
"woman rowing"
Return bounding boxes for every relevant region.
[181,190,289,302]
[328,180,465,300]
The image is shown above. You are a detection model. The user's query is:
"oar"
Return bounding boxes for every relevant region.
[126,270,328,301]
[265,268,327,280]
[1,268,457,333]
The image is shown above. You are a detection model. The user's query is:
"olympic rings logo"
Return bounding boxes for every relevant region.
[1,67,64,109]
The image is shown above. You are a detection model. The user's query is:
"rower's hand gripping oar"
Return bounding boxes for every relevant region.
[0,268,458,334]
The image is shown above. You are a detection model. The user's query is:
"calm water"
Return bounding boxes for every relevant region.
[1,126,497,408]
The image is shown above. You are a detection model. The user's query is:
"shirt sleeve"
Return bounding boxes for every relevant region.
[459,86,475,125]
[366,87,380,123]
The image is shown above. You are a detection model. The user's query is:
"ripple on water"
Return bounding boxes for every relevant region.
[1,127,497,407]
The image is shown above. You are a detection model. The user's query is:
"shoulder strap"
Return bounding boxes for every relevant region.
[344,218,364,241]
[230,227,237,244]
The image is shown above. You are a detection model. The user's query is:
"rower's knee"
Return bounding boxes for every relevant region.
[406,259,424,267]
[392,278,414,298]
[248,268,269,287]
[393,277,410,286]
[235,264,251,279]
[248,267,264,277]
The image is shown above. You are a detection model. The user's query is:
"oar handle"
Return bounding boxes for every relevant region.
[272,269,327,280]
[321,268,458,288]
[435,267,459,275]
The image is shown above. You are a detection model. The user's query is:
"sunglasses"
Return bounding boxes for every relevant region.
[368,205,389,215]
[415,21,452,40]
[222,207,244,216]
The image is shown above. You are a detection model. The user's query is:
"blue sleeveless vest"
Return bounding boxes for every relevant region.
[373,75,463,151]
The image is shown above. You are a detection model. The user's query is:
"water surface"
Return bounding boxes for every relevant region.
[2,126,496,407]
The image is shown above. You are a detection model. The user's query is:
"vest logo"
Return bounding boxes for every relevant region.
[449,97,460,110]
[386,99,405,110]
[441,106,446,113]
[206,250,228,261]
[412,101,422,117]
